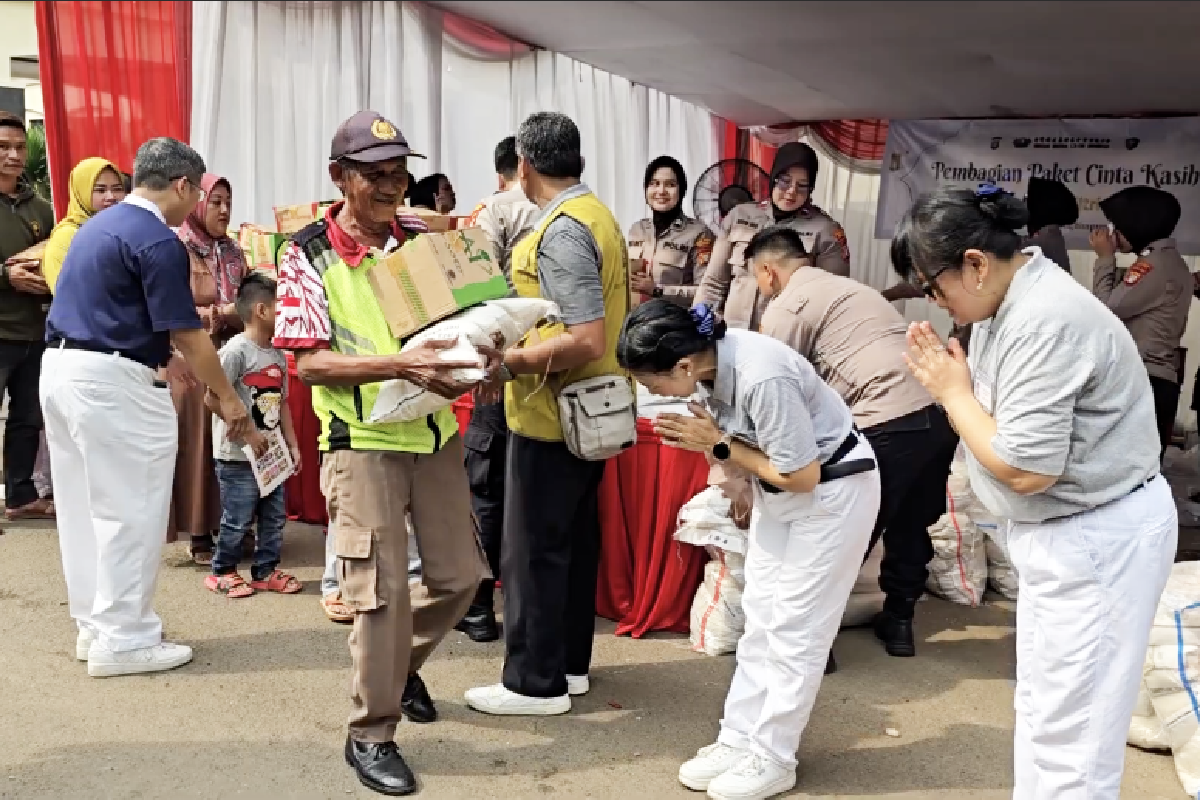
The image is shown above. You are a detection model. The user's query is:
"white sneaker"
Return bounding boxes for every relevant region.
[87,642,194,678]
[464,683,571,716]
[706,753,796,800]
[75,629,96,662]
[566,674,589,696]
[678,743,748,791]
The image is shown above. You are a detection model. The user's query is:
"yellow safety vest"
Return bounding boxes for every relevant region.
[291,222,457,453]
[505,190,631,440]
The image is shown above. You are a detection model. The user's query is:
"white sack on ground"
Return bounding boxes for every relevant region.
[370,298,558,423]
[1128,677,1171,752]
[925,454,987,607]
[1139,562,1200,794]
[678,488,747,657]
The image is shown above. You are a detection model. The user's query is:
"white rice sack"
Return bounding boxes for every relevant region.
[369,298,558,423]
[925,505,987,607]
[690,550,746,657]
[674,487,747,555]
[983,524,1019,600]
[1129,676,1172,752]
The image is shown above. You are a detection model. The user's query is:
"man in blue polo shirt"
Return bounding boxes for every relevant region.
[43,137,258,678]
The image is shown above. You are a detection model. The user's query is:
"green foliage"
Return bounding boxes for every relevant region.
[23,124,51,204]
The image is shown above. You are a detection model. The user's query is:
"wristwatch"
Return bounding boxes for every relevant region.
[712,433,732,462]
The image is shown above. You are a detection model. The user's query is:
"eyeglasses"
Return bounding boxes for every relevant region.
[914,267,950,300]
[774,176,811,193]
[173,175,206,201]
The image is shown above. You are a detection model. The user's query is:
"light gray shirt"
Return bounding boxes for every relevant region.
[213,333,289,462]
[533,182,606,325]
[703,328,853,474]
[966,247,1160,523]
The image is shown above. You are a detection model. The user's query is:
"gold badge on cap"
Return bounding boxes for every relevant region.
[371,119,398,141]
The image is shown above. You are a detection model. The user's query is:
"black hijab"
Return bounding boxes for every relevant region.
[1025,177,1079,235]
[770,142,819,222]
[645,155,687,236]
[1099,186,1182,254]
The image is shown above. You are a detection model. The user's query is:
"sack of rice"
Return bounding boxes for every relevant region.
[370,298,558,424]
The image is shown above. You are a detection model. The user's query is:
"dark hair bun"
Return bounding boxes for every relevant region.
[711,317,728,341]
[977,192,1029,232]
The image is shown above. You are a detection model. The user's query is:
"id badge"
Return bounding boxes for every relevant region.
[973,371,994,415]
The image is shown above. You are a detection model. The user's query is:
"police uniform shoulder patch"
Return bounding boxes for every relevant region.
[463,202,485,228]
[1124,260,1153,286]
[832,223,850,263]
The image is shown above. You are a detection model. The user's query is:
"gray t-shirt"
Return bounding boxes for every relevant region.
[703,328,853,474]
[212,333,289,462]
[966,247,1160,523]
[533,183,606,325]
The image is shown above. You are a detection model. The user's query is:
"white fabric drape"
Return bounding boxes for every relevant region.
[192,2,718,236]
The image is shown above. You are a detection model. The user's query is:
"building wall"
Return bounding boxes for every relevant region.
[0,1,41,124]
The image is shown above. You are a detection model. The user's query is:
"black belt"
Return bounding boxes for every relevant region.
[760,429,877,494]
[49,338,157,370]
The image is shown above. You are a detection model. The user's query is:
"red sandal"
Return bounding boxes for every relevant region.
[250,569,303,594]
[205,573,255,598]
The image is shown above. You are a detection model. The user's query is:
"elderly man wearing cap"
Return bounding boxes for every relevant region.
[273,110,494,796]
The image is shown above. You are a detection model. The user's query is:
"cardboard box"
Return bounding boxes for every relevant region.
[274,200,336,234]
[238,223,288,272]
[409,206,464,233]
[368,226,510,339]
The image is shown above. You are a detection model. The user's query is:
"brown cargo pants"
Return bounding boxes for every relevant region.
[320,434,488,742]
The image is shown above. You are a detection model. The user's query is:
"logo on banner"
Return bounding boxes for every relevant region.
[1127,137,1141,151]
[990,137,1002,150]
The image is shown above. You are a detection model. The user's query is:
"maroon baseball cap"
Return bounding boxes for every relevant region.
[330,110,425,163]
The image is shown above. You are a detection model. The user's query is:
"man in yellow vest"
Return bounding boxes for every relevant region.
[465,111,631,716]
[273,110,492,796]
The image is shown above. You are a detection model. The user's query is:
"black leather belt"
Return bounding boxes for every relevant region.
[760,429,877,494]
[49,338,156,370]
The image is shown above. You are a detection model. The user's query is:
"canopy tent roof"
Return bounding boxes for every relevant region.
[428,0,1200,125]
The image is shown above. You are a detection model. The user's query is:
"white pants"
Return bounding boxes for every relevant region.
[1008,475,1176,800]
[41,347,178,652]
[718,438,881,769]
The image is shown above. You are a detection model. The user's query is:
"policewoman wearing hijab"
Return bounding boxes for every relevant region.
[167,173,247,562]
[1091,185,1189,459]
[1023,177,1078,272]
[43,157,127,294]
[619,299,879,800]
[696,142,850,330]
[894,183,1175,800]
[626,156,715,307]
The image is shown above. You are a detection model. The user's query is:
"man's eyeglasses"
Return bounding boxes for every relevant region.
[774,176,811,194]
[173,175,206,201]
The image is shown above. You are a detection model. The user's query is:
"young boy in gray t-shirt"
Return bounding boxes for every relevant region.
[204,272,302,599]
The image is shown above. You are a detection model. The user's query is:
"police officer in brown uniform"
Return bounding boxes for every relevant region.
[1091,186,1189,458]
[748,226,958,658]
[627,156,715,307]
[454,136,540,643]
[696,142,850,330]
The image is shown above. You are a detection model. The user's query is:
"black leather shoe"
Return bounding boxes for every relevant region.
[401,673,437,724]
[873,610,916,657]
[824,652,838,675]
[344,738,417,796]
[454,604,500,642]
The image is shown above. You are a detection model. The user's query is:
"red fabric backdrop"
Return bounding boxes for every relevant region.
[35,0,192,219]
[722,119,890,173]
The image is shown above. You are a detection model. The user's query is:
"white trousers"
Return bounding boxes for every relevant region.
[718,438,881,769]
[1008,475,1176,800]
[41,347,178,652]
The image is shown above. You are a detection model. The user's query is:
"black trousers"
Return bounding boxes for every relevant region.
[862,405,959,618]
[0,340,44,510]
[501,432,605,698]
[463,401,508,603]
[1149,375,1181,460]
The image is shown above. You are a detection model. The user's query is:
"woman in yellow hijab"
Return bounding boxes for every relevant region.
[42,157,127,293]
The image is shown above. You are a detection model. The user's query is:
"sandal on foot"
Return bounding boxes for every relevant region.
[205,573,255,598]
[250,569,302,594]
[322,592,354,623]
[6,498,55,520]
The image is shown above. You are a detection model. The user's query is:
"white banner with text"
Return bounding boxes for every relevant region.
[876,117,1200,254]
